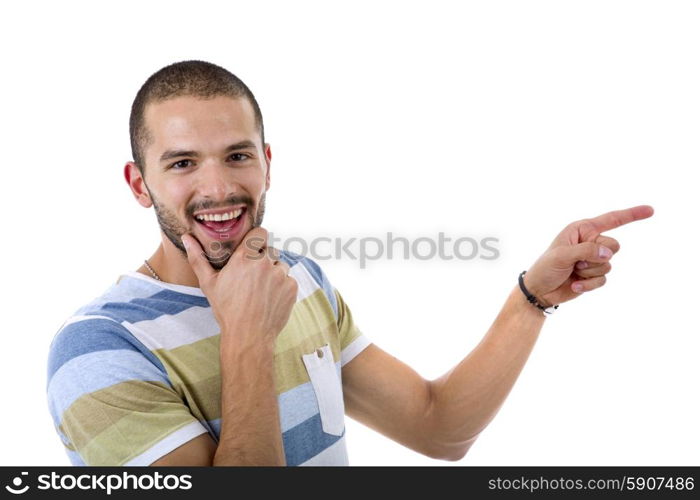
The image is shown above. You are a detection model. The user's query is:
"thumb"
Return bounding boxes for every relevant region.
[181,233,216,287]
[560,241,614,267]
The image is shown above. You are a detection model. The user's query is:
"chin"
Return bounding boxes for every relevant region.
[204,248,233,270]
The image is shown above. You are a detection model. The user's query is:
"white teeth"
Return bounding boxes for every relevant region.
[195,208,244,222]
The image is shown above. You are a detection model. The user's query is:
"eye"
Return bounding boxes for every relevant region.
[170,159,193,170]
[229,153,250,162]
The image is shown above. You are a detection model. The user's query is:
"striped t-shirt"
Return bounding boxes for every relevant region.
[46,249,370,466]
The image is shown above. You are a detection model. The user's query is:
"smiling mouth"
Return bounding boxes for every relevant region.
[193,207,246,234]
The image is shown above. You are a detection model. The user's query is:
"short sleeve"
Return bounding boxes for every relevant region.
[46,317,208,466]
[333,288,371,366]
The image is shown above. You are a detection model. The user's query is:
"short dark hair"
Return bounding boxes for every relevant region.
[129,60,265,175]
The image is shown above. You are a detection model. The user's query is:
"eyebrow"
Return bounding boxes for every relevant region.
[159,140,258,163]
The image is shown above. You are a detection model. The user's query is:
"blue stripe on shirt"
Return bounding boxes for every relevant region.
[47,318,167,382]
[283,413,344,466]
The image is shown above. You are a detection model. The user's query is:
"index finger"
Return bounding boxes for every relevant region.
[588,205,654,233]
[181,233,217,284]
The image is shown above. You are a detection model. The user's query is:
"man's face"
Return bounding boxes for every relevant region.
[140,95,270,269]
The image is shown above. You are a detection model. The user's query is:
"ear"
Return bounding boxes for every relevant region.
[124,162,153,208]
[264,143,272,192]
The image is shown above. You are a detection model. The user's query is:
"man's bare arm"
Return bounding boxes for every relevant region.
[344,205,653,461]
[213,340,285,465]
[426,284,546,457]
[150,335,283,466]
[342,285,544,460]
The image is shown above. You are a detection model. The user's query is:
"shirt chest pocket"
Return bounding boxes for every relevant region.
[301,344,345,436]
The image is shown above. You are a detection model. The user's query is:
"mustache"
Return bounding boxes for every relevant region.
[188,196,254,216]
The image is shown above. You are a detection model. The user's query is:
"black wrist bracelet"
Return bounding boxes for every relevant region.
[518,271,559,315]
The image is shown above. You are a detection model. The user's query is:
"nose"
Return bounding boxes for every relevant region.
[194,159,242,201]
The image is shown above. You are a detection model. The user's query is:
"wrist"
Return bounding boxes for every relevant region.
[219,326,277,360]
[519,270,558,315]
[511,285,549,320]
[523,272,552,306]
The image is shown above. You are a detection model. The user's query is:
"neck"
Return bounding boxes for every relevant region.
[137,234,201,288]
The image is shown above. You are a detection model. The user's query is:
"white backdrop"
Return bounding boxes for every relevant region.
[1,0,697,466]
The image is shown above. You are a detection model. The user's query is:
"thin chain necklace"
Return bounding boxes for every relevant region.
[143,259,162,281]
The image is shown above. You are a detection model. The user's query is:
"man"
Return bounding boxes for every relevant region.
[46,60,654,466]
